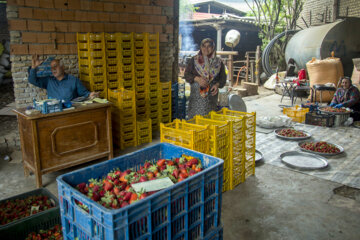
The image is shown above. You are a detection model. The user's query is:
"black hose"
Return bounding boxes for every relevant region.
[262,30,299,77]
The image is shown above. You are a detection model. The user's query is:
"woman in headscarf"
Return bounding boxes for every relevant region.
[329,76,360,120]
[184,38,227,119]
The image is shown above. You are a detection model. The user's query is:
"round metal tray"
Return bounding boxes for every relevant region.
[280,151,328,170]
[255,149,263,162]
[274,128,312,140]
[298,141,344,156]
[319,107,351,115]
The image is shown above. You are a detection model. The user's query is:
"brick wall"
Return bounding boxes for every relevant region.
[298,0,360,29]
[7,0,178,108]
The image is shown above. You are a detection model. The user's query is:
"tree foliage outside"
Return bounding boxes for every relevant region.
[245,0,304,70]
[179,0,197,19]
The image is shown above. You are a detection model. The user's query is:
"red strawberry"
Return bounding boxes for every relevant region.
[143,162,151,169]
[113,179,120,186]
[104,181,113,191]
[91,192,100,201]
[157,159,166,167]
[172,169,179,179]
[99,190,105,197]
[123,192,132,201]
[139,176,148,182]
[92,185,100,193]
[114,187,121,196]
[77,183,86,190]
[147,172,155,179]
[120,201,129,208]
[188,169,196,176]
[139,192,147,199]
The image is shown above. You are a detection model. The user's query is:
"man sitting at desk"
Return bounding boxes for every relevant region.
[28,54,98,102]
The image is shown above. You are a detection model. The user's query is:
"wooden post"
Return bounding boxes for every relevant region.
[250,61,254,83]
[255,45,261,85]
[245,53,249,82]
[228,54,233,85]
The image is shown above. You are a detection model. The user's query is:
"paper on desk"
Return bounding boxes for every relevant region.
[93,98,109,103]
[131,177,174,193]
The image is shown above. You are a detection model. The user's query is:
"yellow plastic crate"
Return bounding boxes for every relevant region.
[120,64,133,73]
[82,81,107,92]
[80,74,105,84]
[136,76,146,86]
[89,33,104,42]
[106,50,117,58]
[135,63,145,71]
[107,73,118,82]
[119,79,134,90]
[120,57,133,65]
[108,88,136,112]
[118,32,133,42]
[148,55,158,63]
[135,70,145,78]
[107,65,118,73]
[148,76,159,84]
[135,49,144,56]
[106,42,117,50]
[136,119,152,145]
[104,33,116,41]
[160,119,209,154]
[120,72,133,81]
[134,56,145,64]
[186,116,231,192]
[283,105,309,123]
[106,57,118,65]
[133,33,145,41]
[205,112,246,189]
[134,41,144,48]
[77,33,88,42]
[107,81,118,89]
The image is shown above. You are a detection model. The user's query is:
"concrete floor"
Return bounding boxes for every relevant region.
[1,88,360,240]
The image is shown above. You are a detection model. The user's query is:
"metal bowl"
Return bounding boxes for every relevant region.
[280,151,328,170]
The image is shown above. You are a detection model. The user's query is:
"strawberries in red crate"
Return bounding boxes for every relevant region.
[0,195,55,225]
[75,154,204,210]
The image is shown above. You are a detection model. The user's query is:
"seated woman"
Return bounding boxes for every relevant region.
[184,38,227,119]
[329,77,360,120]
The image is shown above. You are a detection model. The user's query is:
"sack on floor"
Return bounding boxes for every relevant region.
[306,56,343,102]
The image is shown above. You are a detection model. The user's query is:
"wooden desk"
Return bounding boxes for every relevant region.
[13,103,113,188]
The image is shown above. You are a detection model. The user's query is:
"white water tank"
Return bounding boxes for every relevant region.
[225,30,241,48]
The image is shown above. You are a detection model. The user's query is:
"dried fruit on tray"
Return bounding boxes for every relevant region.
[75,154,204,210]
[321,107,350,113]
[299,141,340,154]
[277,128,307,138]
[25,224,63,240]
[0,195,55,225]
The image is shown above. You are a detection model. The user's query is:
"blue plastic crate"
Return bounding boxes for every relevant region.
[57,143,223,240]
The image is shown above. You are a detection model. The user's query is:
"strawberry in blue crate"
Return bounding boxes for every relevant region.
[75,154,204,210]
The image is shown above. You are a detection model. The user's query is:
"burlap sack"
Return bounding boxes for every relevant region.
[306,57,344,102]
[351,65,360,85]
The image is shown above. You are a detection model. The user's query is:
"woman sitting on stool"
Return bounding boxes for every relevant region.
[329,77,360,120]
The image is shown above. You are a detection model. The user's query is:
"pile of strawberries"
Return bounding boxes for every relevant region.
[25,224,63,240]
[277,128,307,138]
[75,155,203,209]
[300,141,340,153]
[0,195,54,225]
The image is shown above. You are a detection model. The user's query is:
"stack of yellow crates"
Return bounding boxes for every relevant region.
[216,108,256,181]
[133,33,149,120]
[77,33,107,99]
[104,33,119,90]
[187,116,231,192]
[159,81,172,124]
[145,33,161,131]
[116,33,135,90]
[160,108,256,192]
[108,88,137,150]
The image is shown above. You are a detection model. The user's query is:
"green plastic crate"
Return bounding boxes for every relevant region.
[0,188,60,240]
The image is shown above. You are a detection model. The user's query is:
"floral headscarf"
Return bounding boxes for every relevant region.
[194,38,222,97]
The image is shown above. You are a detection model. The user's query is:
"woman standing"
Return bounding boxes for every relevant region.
[184,38,227,119]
